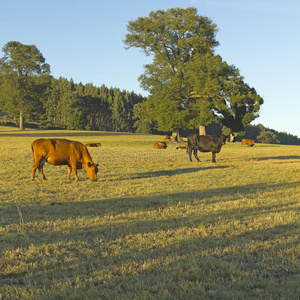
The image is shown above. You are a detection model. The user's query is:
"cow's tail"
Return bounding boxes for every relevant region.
[85,143,101,147]
[31,144,35,161]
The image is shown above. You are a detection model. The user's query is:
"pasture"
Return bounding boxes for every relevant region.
[0,126,299,299]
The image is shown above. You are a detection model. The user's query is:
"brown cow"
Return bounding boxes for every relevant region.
[31,138,101,181]
[242,139,255,147]
[176,145,187,150]
[163,135,170,140]
[153,142,167,149]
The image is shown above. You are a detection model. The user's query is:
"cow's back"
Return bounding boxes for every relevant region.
[32,138,84,164]
[188,135,213,151]
[188,134,224,151]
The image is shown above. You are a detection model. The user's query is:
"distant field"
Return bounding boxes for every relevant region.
[0,126,299,299]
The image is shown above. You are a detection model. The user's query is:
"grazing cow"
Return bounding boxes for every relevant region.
[153,142,167,149]
[31,138,101,181]
[176,145,187,150]
[164,135,170,140]
[187,134,227,162]
[242,139,255,147]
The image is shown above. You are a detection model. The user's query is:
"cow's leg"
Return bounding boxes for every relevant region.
[193,150,200,162]
[32,158,46,180]
[38,163,47,180]
[71,165,80,181]
[212,152,216,163]
[188,149,193,162]
[32,160,39,180]
[67,166,72,180]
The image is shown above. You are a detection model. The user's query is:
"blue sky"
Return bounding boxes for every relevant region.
[1,0,299,137]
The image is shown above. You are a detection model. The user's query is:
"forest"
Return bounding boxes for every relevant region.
[43,77,145,133]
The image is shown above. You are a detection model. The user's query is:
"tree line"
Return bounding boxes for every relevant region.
[244,124,300,145]
[44,77,145,132]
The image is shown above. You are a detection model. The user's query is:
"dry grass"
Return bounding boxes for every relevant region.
[0,126,299,299]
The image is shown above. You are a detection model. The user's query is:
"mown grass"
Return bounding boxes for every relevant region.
[0,126,299,299]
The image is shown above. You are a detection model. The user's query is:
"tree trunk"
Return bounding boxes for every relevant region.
[177,131,184,143]
[171,129,184,143]
[19,111,25,130]
[199,125,206,135]
[170,131,178,143]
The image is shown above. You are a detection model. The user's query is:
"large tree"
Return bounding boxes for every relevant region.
[0,41,51,129]
[124,7,219,141]
[125,8,263,139]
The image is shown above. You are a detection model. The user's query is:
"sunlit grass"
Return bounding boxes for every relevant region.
[0,126,299,299]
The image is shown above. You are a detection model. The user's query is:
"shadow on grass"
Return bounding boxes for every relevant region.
[255,156,300,161]
[113,165,230,181]
[1,205,299,299]
[2,181,297,229]
[2,180,299,298]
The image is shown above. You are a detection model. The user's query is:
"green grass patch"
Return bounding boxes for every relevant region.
[0,126,299,299]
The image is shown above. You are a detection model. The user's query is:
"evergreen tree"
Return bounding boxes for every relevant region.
[112,89,127,132]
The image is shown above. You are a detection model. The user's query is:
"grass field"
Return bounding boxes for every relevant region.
[0,126,299,299]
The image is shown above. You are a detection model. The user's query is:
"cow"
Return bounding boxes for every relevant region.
[187,134,227,162]
[176,145,187,150]
[163,135,170,140]
[31,138,101,181]
[153,142,167,149]
[229,133,236,142]
[242,139,255,147]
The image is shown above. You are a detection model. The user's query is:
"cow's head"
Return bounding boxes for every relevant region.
[86,162,99,181]
[220,134,227,145]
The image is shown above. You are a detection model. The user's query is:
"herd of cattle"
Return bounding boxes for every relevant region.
[31,135,255,181]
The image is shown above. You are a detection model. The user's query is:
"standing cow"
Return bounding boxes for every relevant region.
[31,138,100,181]
[187,134,227,162]
[242,139,255,147]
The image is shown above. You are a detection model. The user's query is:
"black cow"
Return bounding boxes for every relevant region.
[187,134,227,162]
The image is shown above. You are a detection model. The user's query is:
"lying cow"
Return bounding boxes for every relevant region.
[31,138,101,181]
[153,142,167,149]
[242,139,255,147]
[176,145,187,150]
[187,134,227,162]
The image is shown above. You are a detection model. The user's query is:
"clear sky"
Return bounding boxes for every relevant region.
[1,0,299,137]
